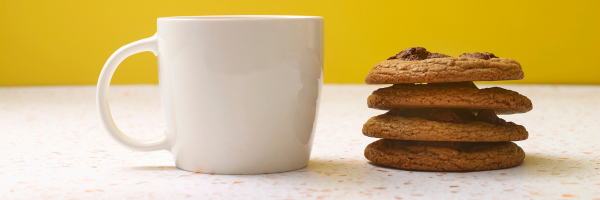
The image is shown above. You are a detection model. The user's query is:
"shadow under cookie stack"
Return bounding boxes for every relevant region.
[362,47,533,171]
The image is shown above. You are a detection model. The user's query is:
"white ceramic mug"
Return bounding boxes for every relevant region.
[97,16,323,174]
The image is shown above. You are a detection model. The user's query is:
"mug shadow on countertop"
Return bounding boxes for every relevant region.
[119,153,594,183]
[125,166,179,171]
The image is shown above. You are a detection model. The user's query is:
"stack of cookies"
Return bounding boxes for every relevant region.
[362,47,533,171]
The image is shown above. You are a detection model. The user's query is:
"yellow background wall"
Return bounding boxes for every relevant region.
[1,0,599,86]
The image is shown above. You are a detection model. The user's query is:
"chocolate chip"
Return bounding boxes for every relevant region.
[475,110,508,126]
[388,47,430,61]
[427,81,478,89]
[388,47,451,61]
[428,108,466,124]
[402,140,483,152]
[386,108,431,119]
[385,108,404,117]
[387,107,509,126]
[388,108,469,124]
[450,108,477,121]
[414,141,462,149]
[427,53,450,59]
[459,52,499,60]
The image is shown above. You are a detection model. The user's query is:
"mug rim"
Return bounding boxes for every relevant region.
[158,15,323,21]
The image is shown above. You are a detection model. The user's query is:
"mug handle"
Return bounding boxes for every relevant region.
[96,34,170,151]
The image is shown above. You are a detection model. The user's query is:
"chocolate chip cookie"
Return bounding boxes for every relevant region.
[364,139,525,171]
[361,47,531,171]
[367,83,533,114]
[366,47,524,84]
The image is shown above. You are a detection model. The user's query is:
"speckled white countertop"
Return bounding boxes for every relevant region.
[0,84,598,200]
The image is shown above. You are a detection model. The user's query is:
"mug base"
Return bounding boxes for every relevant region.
[175,164,308,175]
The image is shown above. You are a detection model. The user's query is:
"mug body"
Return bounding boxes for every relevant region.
[156,16,323,174]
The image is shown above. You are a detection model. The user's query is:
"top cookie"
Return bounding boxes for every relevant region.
[365,47,524,84]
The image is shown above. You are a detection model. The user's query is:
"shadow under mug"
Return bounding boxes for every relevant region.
[97,16,324,174]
